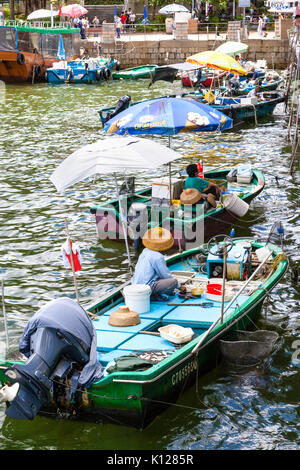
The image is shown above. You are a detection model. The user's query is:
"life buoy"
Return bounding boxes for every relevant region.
[96,68,102,81]
[103,67,111,80]
[33,64,41,78]
[17,53,25,65]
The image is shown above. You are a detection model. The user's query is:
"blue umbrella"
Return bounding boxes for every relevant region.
[142,5,149,24]
[159,3,190,14]
[114,4,117,17]
[104,97,232,136]
[57,35,66,60]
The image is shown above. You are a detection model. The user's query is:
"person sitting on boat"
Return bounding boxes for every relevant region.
[247,85,261,99]
[183,163,222,207]
[131,227,178,300]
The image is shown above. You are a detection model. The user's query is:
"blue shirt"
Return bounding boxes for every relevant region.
[131,248,173,288]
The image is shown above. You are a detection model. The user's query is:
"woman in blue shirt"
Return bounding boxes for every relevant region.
[184,164,222,206]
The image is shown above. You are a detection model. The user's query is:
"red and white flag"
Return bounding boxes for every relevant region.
[61,238,82,272]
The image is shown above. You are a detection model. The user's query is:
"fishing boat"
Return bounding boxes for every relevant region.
[0,236,288,428]
[46,57,118,84]
[112,64,158,80]
[0,24,81,83]
[227,77,284,96]
[90,166,265,250]
[212,91,286,122]
[181,69,227,88]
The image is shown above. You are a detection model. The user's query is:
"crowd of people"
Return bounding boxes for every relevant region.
[70,9,137,40]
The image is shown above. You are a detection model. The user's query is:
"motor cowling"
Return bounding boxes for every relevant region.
[3,327,89,420]
[103,95,131,123]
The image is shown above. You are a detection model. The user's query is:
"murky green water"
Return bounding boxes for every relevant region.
[0,79,299,450]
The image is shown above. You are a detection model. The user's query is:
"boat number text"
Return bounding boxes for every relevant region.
[171,359,198,386]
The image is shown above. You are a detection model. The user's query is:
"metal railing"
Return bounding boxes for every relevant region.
[1,18,277,35]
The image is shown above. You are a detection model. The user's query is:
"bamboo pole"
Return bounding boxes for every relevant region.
[1,279,9,352]
[191,252,272,355]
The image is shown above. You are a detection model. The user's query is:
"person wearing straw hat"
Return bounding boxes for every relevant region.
[183,163,222,208]
[131,227,178,300]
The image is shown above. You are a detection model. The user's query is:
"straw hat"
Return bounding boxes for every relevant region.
[180,188,202,205]
[142,227,174,251]
[108,305,140,327]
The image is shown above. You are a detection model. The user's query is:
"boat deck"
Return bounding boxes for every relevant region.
[93,257,251,368]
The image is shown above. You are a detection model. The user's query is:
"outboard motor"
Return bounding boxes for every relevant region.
[103,95,131,123]
[3,327,89,420]
[228,77,240,94]
[0,298,102,420]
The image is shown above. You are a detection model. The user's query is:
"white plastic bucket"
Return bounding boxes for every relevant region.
[123,284,151,314]
[223,193,249,217]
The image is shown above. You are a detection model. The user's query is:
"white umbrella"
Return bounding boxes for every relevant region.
[50,136,183,193]
[215,41,249,57]
[159,4,190,14]
[27,9,59,20]
[50,136,184,274]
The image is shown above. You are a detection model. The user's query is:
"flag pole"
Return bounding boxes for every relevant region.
[65,218,80,303]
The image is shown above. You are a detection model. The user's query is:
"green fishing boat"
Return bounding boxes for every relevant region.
[0,236,288,428]
[112,64,158,80]
[90,167,265,250]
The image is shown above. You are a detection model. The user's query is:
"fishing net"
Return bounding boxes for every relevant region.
[219,330,279,367]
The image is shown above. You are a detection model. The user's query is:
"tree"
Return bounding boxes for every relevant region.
[9,0,14,19]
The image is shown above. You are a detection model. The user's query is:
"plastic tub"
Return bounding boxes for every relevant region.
[207,284,222,295]
[123,284,151,314]
[223,193,249,217]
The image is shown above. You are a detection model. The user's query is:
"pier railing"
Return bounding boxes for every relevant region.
[1,19,276,35]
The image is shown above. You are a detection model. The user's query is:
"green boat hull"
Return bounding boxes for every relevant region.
[0,240,287,428]
[112,65,158,80]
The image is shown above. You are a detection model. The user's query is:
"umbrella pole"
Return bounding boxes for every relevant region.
[168,162,172,207]
[114,173,134,276]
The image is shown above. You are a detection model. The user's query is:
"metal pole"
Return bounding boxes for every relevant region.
[220,245,227,324]
[192,251,272,355]
[1,279,9,352]
[114,173,134,275]
[65,218,80,303]
[168,162,172,207]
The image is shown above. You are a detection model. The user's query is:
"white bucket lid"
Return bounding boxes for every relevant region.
[124,284,151,295]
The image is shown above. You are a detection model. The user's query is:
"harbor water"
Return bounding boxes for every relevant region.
[0,79,299,450]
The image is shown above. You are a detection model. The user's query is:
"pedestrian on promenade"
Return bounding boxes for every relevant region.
[116,18,122,38]
[121,11,127,32]
[92,16,100,28]
[295,15,300,42]
[129,9,136,30]
[257,15,263,36]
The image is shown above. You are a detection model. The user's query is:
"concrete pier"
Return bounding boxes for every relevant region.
[84,27,290,69]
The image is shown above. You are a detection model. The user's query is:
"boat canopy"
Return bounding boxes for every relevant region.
[149,62,200,86]
[50,136,184,193]
[0,25,81,56]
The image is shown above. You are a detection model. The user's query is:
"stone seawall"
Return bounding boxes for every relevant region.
[84,36,290,69]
